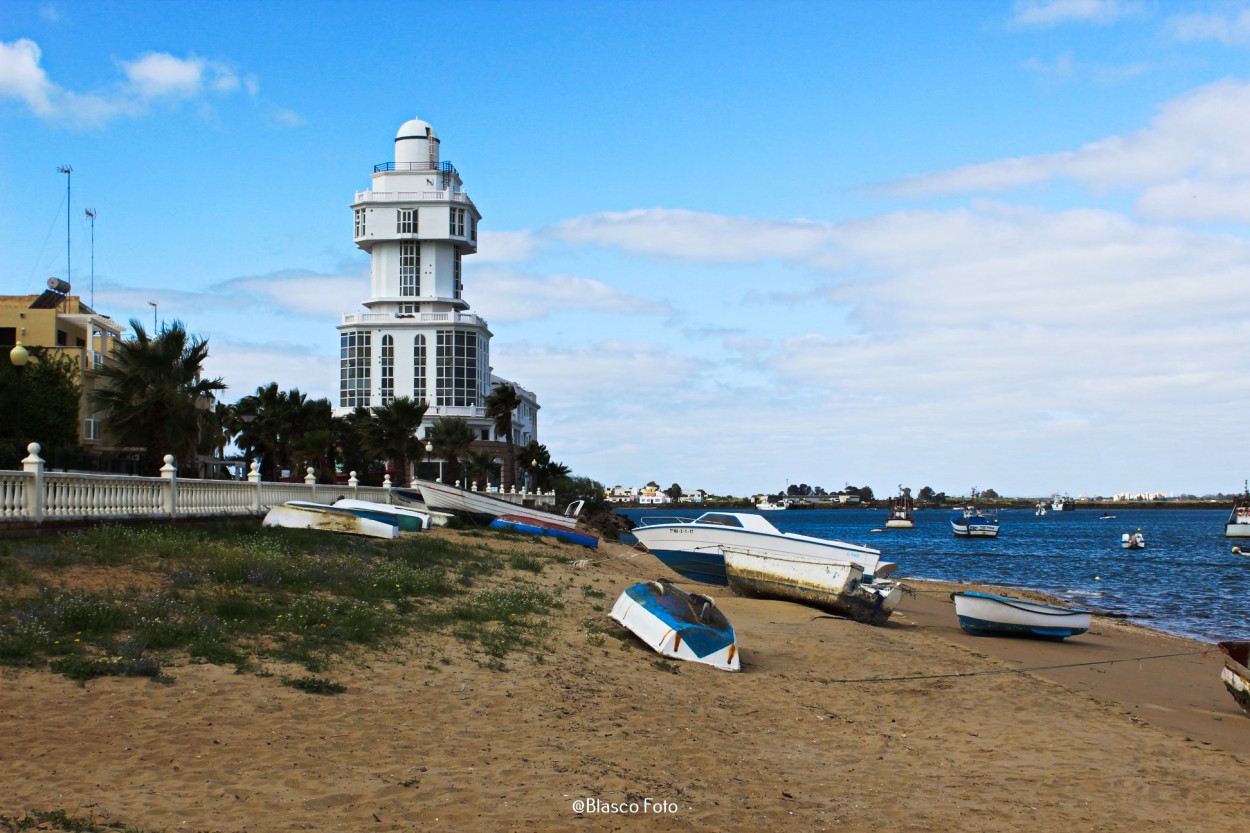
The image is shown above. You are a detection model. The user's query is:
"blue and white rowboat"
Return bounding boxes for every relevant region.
[950,591,1091,640]
[609,580,739,671]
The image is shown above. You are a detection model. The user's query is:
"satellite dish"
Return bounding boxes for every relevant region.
[47,278,71,294]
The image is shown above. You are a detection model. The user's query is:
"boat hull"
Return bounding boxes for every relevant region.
[951,591,1090,639]
[490,514,599,549]
[263,503,399,539]
[1218,641,1250,717]
[1226,522,1250,538]
[415,480,582,530]
[609,580,739,671]
[632,515,887,586]
[884,517,914,529]
[951,517,1000,538]
[723,549,904,625]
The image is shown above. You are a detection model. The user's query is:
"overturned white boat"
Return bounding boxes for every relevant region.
[262,502,399,539]
[333,498,431,531]
[609,579,740,671]
[411,480,585,530]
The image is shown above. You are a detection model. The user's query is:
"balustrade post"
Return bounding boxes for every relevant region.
[160,454,178,517]
[247,461,261,512]
[21,442,44,522]
[383,473,392,498]
[348,471,359,497]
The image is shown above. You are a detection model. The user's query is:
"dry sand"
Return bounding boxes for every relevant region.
[2,531,1247,832]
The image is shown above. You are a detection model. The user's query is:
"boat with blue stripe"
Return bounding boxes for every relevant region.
[951,591,1091,640]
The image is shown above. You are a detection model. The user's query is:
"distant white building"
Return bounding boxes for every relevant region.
[336,117,538,482]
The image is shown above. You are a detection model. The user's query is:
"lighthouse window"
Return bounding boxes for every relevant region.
[380,335,394,405]
[453,246,462,298]
[414,334,427,402]
[399,242,420,296]
[435,328,479,408]
[469,215,476,243]
[339,330,372,408]
[354,208,366,238]
[450,208,466,237]
[397,208,417,234]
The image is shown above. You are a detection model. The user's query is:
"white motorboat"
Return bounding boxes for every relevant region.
[884,486,915,529]
[262,502,399,539]
[722,547,905,626]
[609,579,739,671]
[411,479,584,530]
[950,494,999,538]
[755,498,788,511]
[950,591,1091,640]
[630,511,894,586]
[1121,529,1146,550]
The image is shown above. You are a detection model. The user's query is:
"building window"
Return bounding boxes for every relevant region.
[380,335,394,405]
[453,246,462,299]
[400,241,420,297]
[398,303,418,314]
[469,215,476,243]
[354,208,366,237]
[340,330,372,408]
[83,418,101,441]
[450,208,465,237]
[414,334,426,402]
[397,208,416,234]
[436,328,479,408]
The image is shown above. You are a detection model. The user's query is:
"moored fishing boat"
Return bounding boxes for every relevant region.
[722,547,904,626]
[1226,482,1250,538]
[333,498,430,531]
[1121,529,1146,550]
[609,579,739,671]
[630,511,895,586]
[950,591,1091,640]
[262,502,399,539]
[884,486,915,529]
[950,491,1000,538]
[1217,641,1250,716]
[413,479,585,530]
[489,513,599,548]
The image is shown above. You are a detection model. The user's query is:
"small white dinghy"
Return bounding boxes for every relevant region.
[333,498,431,531]
[610,579,740,671]
[1121,530,1146,550]
[263,502,399,539]
[950,591,1091,640]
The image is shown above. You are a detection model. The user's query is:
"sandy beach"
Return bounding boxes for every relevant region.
[2,529,1247,832]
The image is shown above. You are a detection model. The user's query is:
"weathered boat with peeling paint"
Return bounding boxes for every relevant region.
[609,579,739,671]
[413,480,585,530]
[490,513,599,549]
[950,591,1091,640]
[262,502,399,539]
[1218,641,1250,717]
[722,548,906,626]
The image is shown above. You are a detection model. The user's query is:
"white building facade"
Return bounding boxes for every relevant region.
[336,117,538,477]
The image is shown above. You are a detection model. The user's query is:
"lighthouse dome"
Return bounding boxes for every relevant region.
[395,117,439,168]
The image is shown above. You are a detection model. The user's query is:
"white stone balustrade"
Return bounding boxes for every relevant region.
[0,443,395,525]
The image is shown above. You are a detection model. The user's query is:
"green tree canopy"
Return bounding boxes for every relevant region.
[0,347,82,468]
[485,383,522,489]
[92,319,226,475]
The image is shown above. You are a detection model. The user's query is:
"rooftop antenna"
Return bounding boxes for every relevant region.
[57,165,72,286]
[84,208,96,307]
[148,300,158,332]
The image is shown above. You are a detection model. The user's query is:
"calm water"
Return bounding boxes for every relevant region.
[619,507,1248,644]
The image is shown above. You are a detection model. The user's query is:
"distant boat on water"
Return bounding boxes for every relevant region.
[884,486,915,529]
[1121,529,1146,550]
[951,489,999,538]
[1051,494,1076,511]
[1035,501,1048,516]
[1226,481,1250,539]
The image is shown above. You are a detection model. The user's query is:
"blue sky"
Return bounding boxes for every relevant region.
[3,0,1250,498]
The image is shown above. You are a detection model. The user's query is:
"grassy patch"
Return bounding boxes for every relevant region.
[280,675,347,695]
[0,808,155,832]
[0,521,562,681]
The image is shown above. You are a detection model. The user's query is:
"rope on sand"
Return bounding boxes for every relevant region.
[821,650,1214,684]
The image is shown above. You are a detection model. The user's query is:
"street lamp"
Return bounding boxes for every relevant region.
[10,342,29,443]
[527,457,538,493]
[84,208,96,307]
[148,300,158,332]
[426,440,442,482]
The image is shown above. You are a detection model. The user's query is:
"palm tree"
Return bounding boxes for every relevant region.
[232,385,334,481]
[92,319,226,475]
[426,417,476,486]
[518,440,551,492]
[485,383,522,490]
[462,449,498,490]
[355,396,428,486]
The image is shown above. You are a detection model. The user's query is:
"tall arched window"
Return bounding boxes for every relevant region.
[340,330,371,408]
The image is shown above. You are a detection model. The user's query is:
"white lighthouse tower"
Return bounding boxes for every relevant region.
[337,117,538,482]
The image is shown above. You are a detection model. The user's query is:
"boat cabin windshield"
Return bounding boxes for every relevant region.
[697,513,744,528]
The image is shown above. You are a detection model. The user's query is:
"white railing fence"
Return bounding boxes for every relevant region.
[1,443,395,525]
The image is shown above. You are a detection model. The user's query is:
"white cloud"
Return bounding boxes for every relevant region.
[551,208,836,263]
[474,229,538,263]
[1010,0,1143,27]
[873,79,1250,225]
[0,38,253,128]
[1168,9,1250,45]
[467,266,670,322]
[203,339,337,403]
[212,271,365,318]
